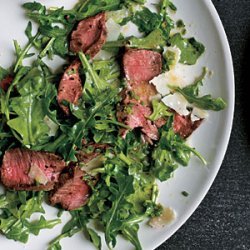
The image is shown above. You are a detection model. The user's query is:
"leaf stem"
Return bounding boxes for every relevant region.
[39,37,56,58]
[14,32,40,73]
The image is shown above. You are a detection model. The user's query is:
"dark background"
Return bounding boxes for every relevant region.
[157,1,250,250]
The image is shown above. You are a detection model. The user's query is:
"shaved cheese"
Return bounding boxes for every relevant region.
[81,155,105,173]
[28,164,49,185]
[150,73,170,96]
[106,18,122,42]
[107,8,129,23]
[191,107,209,122]
[94,50,115,60]
[171,63,203,87]
[162,93,190,116]
[121,21,144,38]
[166,69,186,88]
[44,115,58,137]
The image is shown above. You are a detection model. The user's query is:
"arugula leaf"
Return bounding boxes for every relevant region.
[13,32,39,73]
[49,210,101,250]
[26,216,61,236]
[7,67,57,147]
[86,228,102,250]
[23,3,75,59]
[0,66,9,81]
[152,146,178,181]
[152,119,207,181]
[170,68,227,111]
[175,88,227,111]
[0,191,60,243]
[160,128,206,165]
[170,33,205,65]
[103,173,134,248]
[92,59,121,83]
[128,29,166,49]
[149,99,172,121]
[53,37,69,58]
[131,7,162,34]
[75,0,121,20]
[22,2,46,13]
[121,224,142,250]
[79,52,110,91]
[160,0,177,13]
[181,67,207,97]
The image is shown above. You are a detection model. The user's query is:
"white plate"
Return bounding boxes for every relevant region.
[0,0,234,249]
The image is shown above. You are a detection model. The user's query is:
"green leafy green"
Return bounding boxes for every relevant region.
[75,0,122,20]
[79,52,110,91]
[7,67,57,147]
[175,88,227,111]
[103,174,134,248]
[0,66,9,81]
[152,120,207,181]
[149,99,172,121]
[0,191,60,243]
[131,7,162,34]
[170,33,205,65]
[13,33,38,73]
[128,29,166,49]
[170,68,227,111]
[23,2,75,59]
[152,146,178,181]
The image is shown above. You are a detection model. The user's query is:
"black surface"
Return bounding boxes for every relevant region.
[157,1,250,250]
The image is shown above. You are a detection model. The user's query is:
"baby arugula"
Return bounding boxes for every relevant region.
[0,191,60,243]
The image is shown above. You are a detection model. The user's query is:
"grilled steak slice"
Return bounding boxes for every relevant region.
[173,113,203,139]
[117,102,159,141]
[0,148,66,191]
[0,75,13,91]
[117,49,162,141]
[123,49,162,83]
[57,60,82,115]
[70,12,107,58]
[49,167,90,211]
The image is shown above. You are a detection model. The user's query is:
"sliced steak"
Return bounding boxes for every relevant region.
[49,167,90,211]
[154,117,167,128]
[0,148,66,191]
[117,102,159,141]
[0,75,13,91]
[70,12,107,58]
[57,60,82,115]
[123,49,162,83]
[118,49,162,141]
[173,113,203,139]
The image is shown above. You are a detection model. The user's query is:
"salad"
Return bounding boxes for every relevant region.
[0,0,227,249]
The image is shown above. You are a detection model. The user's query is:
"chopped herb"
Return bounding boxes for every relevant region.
[181,191,189,197]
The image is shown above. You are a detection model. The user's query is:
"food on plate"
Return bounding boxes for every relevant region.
[123,49,162,82]
[70,12,107,57]
[57,60,82,114]
[49,166,90,210]
[0,0,227,249]
[1,148,66,191]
